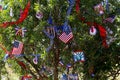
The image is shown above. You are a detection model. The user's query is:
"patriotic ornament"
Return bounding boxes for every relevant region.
[15,27,27,37]
[73,50,85,62]
[36,11,43,20]
[103,14,116,23]
[12,40,23,55]
[33,55,38,64]
[94,3,104,15]
[59,25,73,44]
[89,26,97,36]
[10,8,14,17]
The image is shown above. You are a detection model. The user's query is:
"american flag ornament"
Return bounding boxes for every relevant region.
[73,50,85,62]
[103,15,116,23]
[12,40,23,55]
[21,75,32,80]
[59,25,73,44]
[94,3,104,15]
[89,26,97,36]
[33,55,38,64]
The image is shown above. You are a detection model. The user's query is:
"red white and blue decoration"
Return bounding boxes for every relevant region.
[59,24,73,44]
[89,26,97,36]
[103,14,116,23]
[33,55,38,64]
[36,11,43,20]
[94,2,104,15]
[11,40,23,55]
[10,7,14,17]
[15,27,27,37]
[72,50,85,62]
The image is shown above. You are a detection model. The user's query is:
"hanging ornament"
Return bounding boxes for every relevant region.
[36,11,43,20]
[66,63,72,68]
[11,40,23,55]
[89,26,97,36]
[103,14,116,23]
[10,7,14,17]
[59,59,64,66]
[72,50,85,62]
[94,2,104,15]
[21,74,32,80]
[33,55,38,64]
[15,27,27,37]
[61,73,68,80]
[59,25,73,44]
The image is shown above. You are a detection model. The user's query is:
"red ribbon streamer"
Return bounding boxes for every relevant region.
[17,60,27,70]
[0,1,30,28]
[76,0,80,13]
[76,0,108,48]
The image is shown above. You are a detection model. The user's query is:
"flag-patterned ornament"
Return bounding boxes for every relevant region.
[12,40,23,55]
[59,32,73,44]
[73,50,85,62]
[103,15,116,23]
[89,26,97,35]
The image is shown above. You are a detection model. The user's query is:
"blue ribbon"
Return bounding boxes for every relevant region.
[43,26,55,39]
[47,16,53,25]
[46,39,54,53]
[106,0,109,13]
[67,0,75,17]
[3,54,9,62]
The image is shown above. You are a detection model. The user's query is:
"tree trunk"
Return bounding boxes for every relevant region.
[53,41,59,80]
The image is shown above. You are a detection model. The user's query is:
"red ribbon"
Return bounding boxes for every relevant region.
[75,0,108,48]
[21,75,32,80]
[17,60,27,70]
[0,1,30,28]
[76,0,80,13]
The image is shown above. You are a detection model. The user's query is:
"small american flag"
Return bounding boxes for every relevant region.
[59,32,73,43]
[12,40,23,55]
[103,15,116,23]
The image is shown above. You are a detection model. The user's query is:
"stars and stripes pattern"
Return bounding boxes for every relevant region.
[103,15,116,23]
[59,32,73,44]
[12,40,23,55]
